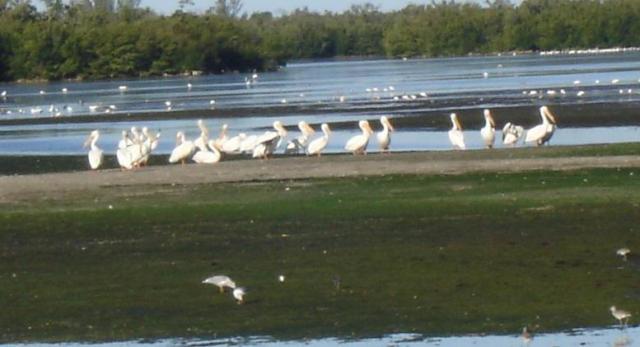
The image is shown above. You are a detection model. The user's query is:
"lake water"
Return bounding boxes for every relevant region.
[1,52,640,155]
[4,327,638,347]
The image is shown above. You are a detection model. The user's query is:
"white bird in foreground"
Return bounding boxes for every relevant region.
[307,123,331,157]
[194,119,209,151]
[84,130,103,170]
[345,120,374,155]
[617,248,631,261]
[376,116,395,152]
[202,275,236,293]
[448,113,466,150]
[169,131,195,164]
[233,287,246,304]
[480,109,496,149]
[525,106,557,146]
[610,306,632,326]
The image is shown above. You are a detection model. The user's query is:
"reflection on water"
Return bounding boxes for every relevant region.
[4,327,638,347]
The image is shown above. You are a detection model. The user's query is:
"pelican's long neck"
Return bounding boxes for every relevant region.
[361,125,371,139]
[484,116,492,129]
[323,128,331,139]
[91,134,99,150]
[540,109,549,125]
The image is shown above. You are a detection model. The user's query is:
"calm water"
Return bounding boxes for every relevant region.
[4,327,638,347]
[1,52,640,155]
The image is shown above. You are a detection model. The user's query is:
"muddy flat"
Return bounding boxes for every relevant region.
[2,148,639,204]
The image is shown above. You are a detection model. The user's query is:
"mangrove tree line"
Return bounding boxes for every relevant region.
[1,0,640,81]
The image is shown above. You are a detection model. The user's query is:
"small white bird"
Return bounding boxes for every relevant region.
[610,306,632,326]
[307,123,331,157]
[84,130,103,170]
[169,131,195,164]
[1,90,6,97]
[202,275,236,293]
[278,275,285,282]
[480,109,496,149]
[61,88,68,94]
[345,120,373,155]
[118,85,128,92]
[376,116,395,153]
[448,113,466,150]
[233,287,246,304]
[617,248,631,261]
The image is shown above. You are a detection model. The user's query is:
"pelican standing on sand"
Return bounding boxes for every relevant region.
[84,130,103,170]
[252,121,288,159]
[345,120,373,155]
[502,122,524,146]
[610,306,632,326]
[286,121,316,154]
[376,116,395,152]
[307,123,331,157]
[448,113,466,150]
[480,109,496,149]
[169,131,195,164]
[525,106,557,146]
[202,275,236,293]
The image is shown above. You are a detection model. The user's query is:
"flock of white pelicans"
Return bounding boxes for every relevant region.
[83,105,558,170]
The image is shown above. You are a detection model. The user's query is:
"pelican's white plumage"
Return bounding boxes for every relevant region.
[214,124,229,149]
[307,123,331,156]
[502,122,524,146]
[84,130,103,170]
[525,106,557,146]
[480,109,496,149]
[203,275,236,293]
[194,119,209,151]
[345,120,373,155]
[286,121,316,154]
[221,133,246,154]
[169,131,195,164]
[376,116,395,152]
[252,121,288,159]
[192,140,222,164]
[448,113,465,150]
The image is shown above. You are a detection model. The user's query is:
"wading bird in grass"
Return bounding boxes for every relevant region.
[233,287,246,304]
[617,248,631,261]
[480,109,496,149]
[307,123,331,157]
[203,275,236,293]
[376,116,395,153]
[448,113,465,150]
[610,306,632,326]
[525,106,557,146]
[84,130,103,170]
[345,120,373,155]
[169,131,195,165]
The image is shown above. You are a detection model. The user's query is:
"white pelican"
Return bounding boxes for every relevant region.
[233,287,246,304]
[221,133,246,154]
[345,120,374,155]
[138,127,161,166]
[286,121,316,154]
[480,109,496,149]
[376,116,395,152]
[448,113,466,150]
[194,119,209,151]
[252,121,288,159]
[116,147,134,170]
[502,122,524,146]
[169,131,195,164]
[213,123,229,148]
[610,306,632,326]
[524,106,557,146]
[192,140,222,164]
[202,275,236,293]
[84,130,103,170]
[307,123,331,157]
[240,134,259,154]
[143,127,161,152]
[118,130,131,149]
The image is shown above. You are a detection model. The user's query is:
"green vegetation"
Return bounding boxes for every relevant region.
[2,168,640,342]
[1,0,640,81]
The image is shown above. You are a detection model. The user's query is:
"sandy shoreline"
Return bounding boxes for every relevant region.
[2,150,639,204]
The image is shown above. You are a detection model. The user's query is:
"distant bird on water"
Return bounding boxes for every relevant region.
[202,275,237,293]
[610,306,632,326]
